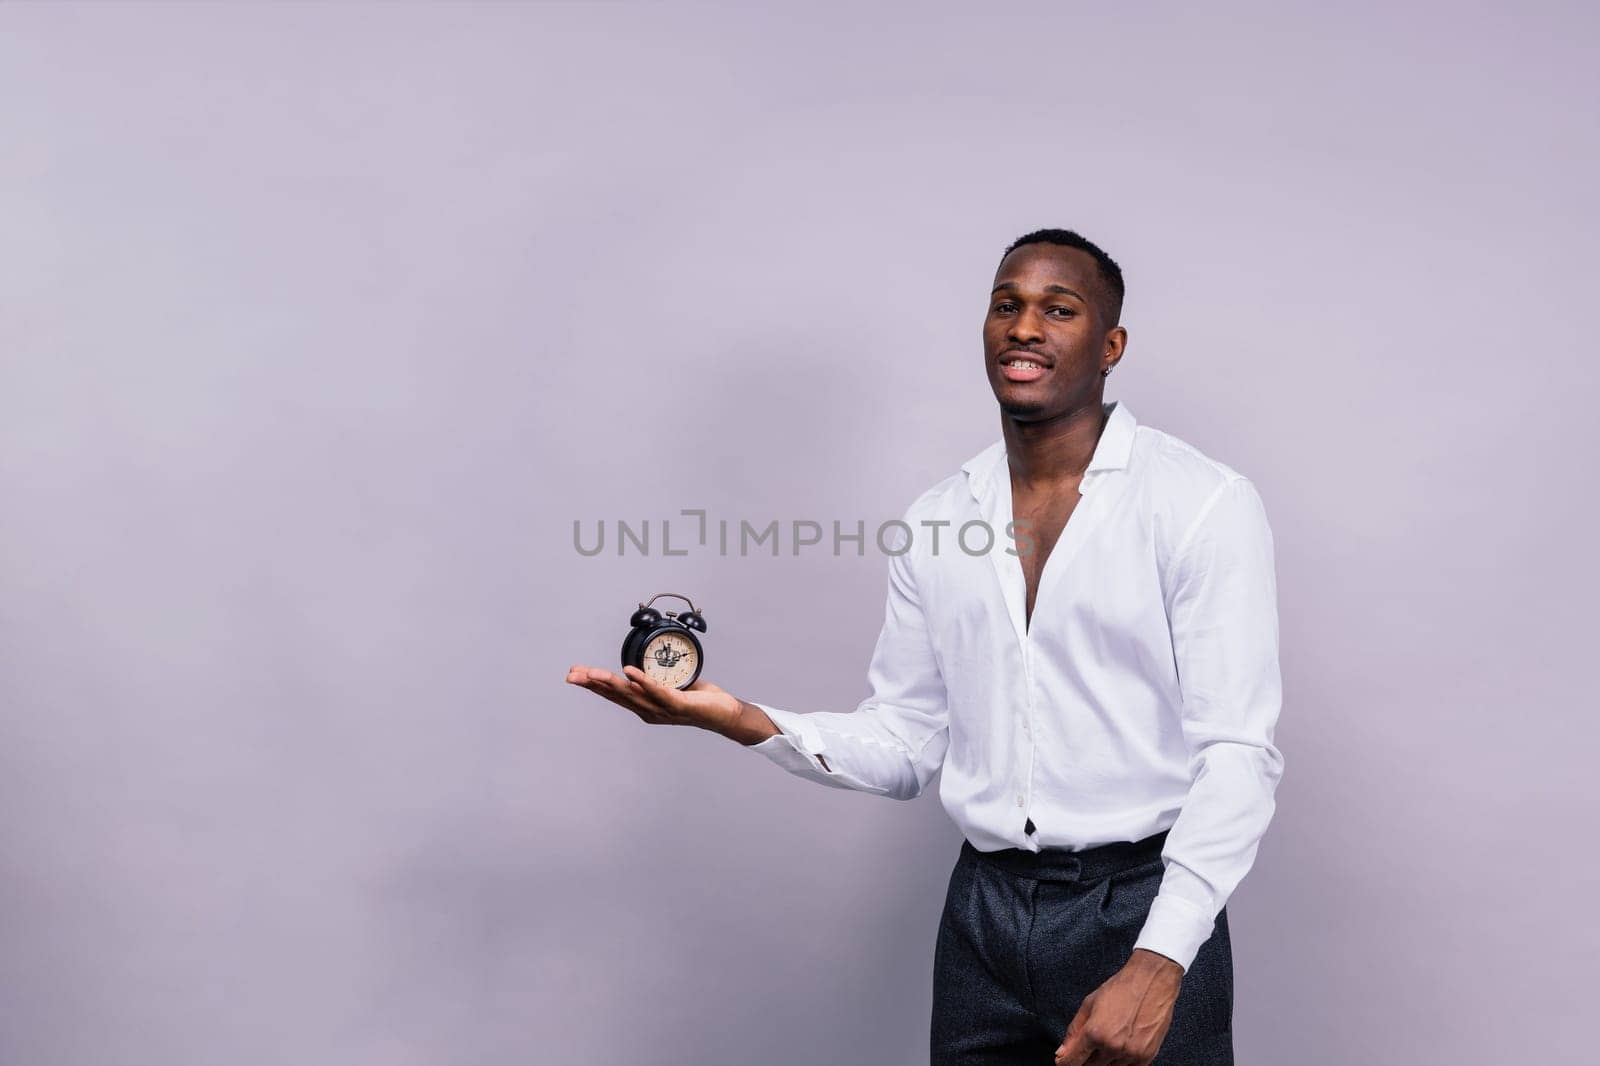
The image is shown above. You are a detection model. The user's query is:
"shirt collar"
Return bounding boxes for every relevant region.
[961,399,1138,496]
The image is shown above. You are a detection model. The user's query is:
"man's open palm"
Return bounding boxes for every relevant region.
[566,664,741,734]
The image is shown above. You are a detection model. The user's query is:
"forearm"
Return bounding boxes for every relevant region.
[1132,739,1283,969]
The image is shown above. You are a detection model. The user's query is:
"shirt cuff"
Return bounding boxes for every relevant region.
[750,704,830,770]
[749,732,819,775]
[1132,893,1215,974]
[744,704,894,795]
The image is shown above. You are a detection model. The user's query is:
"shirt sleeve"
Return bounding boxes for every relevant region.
[746,523,951,802]
[1133,476,1286,972]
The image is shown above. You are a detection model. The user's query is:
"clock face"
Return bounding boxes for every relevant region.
[641,630,699,688]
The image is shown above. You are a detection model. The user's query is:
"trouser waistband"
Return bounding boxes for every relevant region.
[961,829,1169,883]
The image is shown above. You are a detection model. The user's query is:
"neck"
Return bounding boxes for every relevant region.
[1001,397,1110,489]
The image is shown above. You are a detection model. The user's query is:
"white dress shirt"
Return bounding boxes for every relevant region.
[749,399,1284,972]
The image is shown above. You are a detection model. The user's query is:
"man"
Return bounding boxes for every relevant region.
[567,228,1284,1065]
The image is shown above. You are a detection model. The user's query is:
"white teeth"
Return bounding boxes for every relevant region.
[1007,360,1042,370]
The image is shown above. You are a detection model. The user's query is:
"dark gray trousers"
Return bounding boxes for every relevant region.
[931,831,1234,1064]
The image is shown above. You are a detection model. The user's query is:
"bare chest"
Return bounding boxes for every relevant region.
[1012,480,1084,628]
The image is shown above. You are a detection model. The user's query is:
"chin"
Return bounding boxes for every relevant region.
[996,395,1052,421]
[992,403,1056,419]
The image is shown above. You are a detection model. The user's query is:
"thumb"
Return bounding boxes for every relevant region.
[621,665,670,694]
[622,666,703,707]
[1055,1005,1091,1066]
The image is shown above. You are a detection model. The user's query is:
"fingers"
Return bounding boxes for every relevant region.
[565,664,626,692]
[1055,1026,1128,1066]
[1056,1007,1092,1066]
[621,665,675,702]
[1055,1040,1094,1066]
[620,665,655,687]
[566,664,653,715]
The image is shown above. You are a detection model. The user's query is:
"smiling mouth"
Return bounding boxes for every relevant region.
[999,353,1051,382]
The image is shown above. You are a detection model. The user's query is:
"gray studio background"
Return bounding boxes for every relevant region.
[2,4,1594,1064]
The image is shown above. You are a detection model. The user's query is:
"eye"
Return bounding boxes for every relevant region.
[1048,307,1077,318]
[992,302,1016,313]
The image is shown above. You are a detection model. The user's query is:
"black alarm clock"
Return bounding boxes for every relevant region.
[621,593,707,690]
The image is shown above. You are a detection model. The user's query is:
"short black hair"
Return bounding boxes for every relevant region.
[1000,228,1125,326]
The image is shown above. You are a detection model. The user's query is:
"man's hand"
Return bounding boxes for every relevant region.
[565,664,751,738]
[1054,949,1184,1066]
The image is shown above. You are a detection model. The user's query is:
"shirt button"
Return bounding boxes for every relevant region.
[1015,794,1025,807]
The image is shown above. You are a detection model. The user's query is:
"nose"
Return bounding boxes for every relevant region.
[1007,307,1046,346]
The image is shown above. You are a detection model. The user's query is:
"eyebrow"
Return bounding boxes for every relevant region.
[990,281,1086,300]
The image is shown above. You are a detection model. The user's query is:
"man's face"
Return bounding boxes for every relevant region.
[982,244,1113,422]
